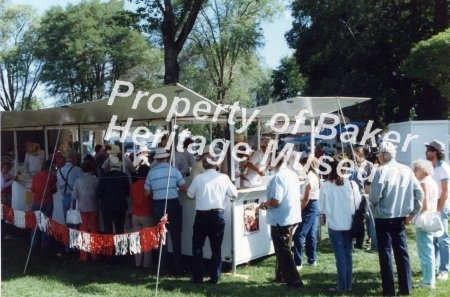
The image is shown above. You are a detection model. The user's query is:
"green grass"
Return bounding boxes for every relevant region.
[1,224,449,296]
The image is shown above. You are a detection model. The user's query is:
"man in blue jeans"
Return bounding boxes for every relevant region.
[425,139,450,281]
[369,141,423,296]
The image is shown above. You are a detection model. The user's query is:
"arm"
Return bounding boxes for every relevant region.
[407,181,427,224]
[144,190,152,199]
[369,170,382,206]
[437,180,448,212]
[247,161,265,176]
[301,184,311,210]
[259,198,280,210]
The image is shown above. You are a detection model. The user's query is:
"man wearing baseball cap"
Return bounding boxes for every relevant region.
[369,141,423,295]
[425,139,450,281]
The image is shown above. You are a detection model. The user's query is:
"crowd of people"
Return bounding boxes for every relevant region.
[1,134,450,295]
[257,138,449,295]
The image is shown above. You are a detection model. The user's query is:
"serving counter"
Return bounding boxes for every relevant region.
[177,176,274,271]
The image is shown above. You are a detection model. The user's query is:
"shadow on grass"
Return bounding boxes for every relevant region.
[0,224,400,297]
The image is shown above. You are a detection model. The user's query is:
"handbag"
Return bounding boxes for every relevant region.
[413,211,444,235]
[66,200,82,225]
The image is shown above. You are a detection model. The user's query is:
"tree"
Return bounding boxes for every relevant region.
[271,55,307,102]
[0,1,42,111]
[133,0,206,85]
[286,0,449,126]
[36,0,155,104]
[188,0,280,104]
[401,28,450,102]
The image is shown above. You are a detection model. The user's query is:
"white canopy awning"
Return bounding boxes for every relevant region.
[0,83,228,130]
[242,96,370,120]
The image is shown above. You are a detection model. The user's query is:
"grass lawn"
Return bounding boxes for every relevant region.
[1,222,449,297]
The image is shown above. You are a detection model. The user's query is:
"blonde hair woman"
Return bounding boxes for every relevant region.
[412,159,439,288]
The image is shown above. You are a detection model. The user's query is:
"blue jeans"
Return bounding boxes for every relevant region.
[192,209,225,283]
[154,199,183,275]
[434,207,449,273]
[375,218,412,296]
[328,228,353,291]
[62,194,73,223]
[416,228,435,286]
[292,200,319,266]
[31,203,54,248]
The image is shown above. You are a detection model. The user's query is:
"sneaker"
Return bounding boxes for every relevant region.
[437,271,448,281]
[307,261,317,267]
[296,265,303,270]
[414,282,436,289]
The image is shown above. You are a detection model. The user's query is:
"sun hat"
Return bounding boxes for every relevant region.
[425,139,445,153]
[109,156,122,167]
[154,147,170,159]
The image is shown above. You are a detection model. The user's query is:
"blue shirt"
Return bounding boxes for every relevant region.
[144,162,185,200]
[265,168,302,226]
[56,162,82,196]
[369,160,423,218]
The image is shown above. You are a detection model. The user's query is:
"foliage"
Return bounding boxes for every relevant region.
[35,0,154,104]
[286,0,449,126]
[133,0,206,85]
[188,0,280,104]
[271,55,307,102]
[401,28,450,103]
[0,0,42,111]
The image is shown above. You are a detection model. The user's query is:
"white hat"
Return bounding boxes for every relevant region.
[109,156,122,167]
[378,141,397,155]
[154,147,170,159]
[138,145,149,153]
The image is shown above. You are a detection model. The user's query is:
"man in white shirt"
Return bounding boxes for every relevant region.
[425,139,450,281]
[243,137,272,187]
[187,146,238,284]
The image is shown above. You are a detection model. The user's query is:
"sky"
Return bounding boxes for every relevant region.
[11,0,293,69]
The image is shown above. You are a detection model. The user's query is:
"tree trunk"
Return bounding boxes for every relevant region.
[164,46,180,85]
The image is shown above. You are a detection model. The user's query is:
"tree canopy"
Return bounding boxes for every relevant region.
[0,1,41,111]
[133,0,206,85]
[35,0,155,104]
[402,28,450,103]
[286,0,449,126]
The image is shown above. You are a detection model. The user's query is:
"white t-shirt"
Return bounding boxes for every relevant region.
[302,171,320,200]
[420,175,439,212]
[188,169,238,210]
[244,149,267,187]
[24,150,45,177]
[432,160,450,208]
[319,179,361,231]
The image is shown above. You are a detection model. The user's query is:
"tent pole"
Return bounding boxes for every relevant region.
[13,130,18,175]
[311,119,315,154]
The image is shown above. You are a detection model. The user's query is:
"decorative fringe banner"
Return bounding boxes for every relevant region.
[1,204,166,256]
